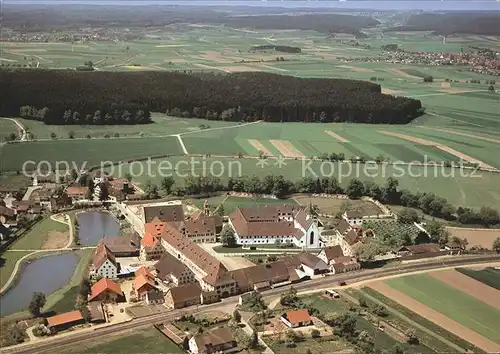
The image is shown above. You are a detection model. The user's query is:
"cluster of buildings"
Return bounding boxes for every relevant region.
[339,49,500,77]
[84,201,362,312]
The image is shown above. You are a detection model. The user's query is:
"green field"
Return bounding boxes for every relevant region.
[362,220,423,242]
[0,251,31,289]
[357,287,485,353]
[18,114,239,139]
[9,218,68,250]
[106,157,500,209]
[386,274,500,343]
[59,327,184,354]
[456,267,500,290]
[0,119,19,140]
[1,136,183,172]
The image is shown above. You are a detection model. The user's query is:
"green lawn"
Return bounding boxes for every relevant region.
[222,196,298,214]
[1,135,183,172]
[0,251,31,289]
[0,119,20,140]
[10,218,68,250]
[455,267,500,291]
[386,275,500,344]
[59,327,185,354]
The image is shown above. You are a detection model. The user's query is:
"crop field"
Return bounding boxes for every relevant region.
[17,114,239,139]
[362,220,423,240]
[373,274,500,351]
[456,267,500,290]
[445,227,500,250]
[0,119,20,139]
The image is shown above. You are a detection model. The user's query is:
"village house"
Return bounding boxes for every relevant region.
[49,192,72,212]
[87,302,106,324]
[281,309,313,328]
[145,290,165,305]
[139,217,165,261]
[133,273,158,300]
[164,283,202,309]
[143,201,185,223]
[188,327,237,354]
[228,205,321,248]
[0,205,16,225]
[155,253,196,286]
[11,200,39,215]
[45,310,86,333]
[230,260,299,293]
[282,252,329,277]
[170,216,218,243]
[66,186,89,202]
[318,245,361,273]
[32,172,57,186]
[91,243,119,279]
[396,243,445,259]
[100,236,139,257]
[88,278,125,303]
[342,211,364,226]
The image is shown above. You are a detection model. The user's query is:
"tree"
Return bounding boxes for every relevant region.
[280,286,299,307]
[373,305,389,317]
[405,328,419,344]
[216,204,225,217]
[221,225,236,247]
[488,85,495,92]
[310,328,321,338]
[7,325,24,344]
[392,344,404,354]
[160,176,175,195]
[249,330,259,348]
[331,312,357,337]
[346,178,364,199]
[397,208,419,224]
[356,242,388,261]
[98,182,109,201]
[144,180,159,199]
[493,237,500,253]
[50,132,57,139]
[423,75,434,83]
[29,292,46,317]
[80,304,91,323]
[75,294,89,311]
[79,278,91,297]
[232,309,241,323]
[358,298,368,308]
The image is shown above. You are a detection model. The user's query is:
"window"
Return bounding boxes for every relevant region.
[310,231,314,245]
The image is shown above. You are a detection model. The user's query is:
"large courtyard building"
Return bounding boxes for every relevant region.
[228,205,321,248]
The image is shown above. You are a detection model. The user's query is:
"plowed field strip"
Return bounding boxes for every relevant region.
[368,281,500,353]
[247,139,273,156]
[325,130,350,143]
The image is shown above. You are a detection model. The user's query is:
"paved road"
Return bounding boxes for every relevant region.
[2,254,498,354]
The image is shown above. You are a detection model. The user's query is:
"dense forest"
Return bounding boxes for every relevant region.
[0,70,423,125]
[250,45,302,54]
[385,12,500,36]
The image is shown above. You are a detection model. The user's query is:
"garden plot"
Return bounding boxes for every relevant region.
[362,220,423,241]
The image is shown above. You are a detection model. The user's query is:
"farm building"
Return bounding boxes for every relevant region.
[188,327,236,354]
[342,210,364,226]
[155,253,196,286]
[90,243,119,279]
[45,310,85,332]
[281,309,313,328]
[100,236,139,257]
[88,278,125,303]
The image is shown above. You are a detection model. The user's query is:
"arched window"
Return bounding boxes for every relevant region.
[310,231,314,245]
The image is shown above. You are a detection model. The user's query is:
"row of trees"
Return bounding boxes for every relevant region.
[19,105,151,126]
[1,70,423,125]
[250,45,302,53]
[135,173,499,227]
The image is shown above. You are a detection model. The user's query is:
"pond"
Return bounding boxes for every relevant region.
[0,252,78,317]
[77,211,120,246]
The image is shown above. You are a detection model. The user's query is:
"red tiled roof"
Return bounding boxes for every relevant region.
[66,186,89,196]
[168,283,202,305]
[89,278,123,301]
[133,273,155,292]
[193,327,234,350]
[135,266,154,280]
[46,310,83,327]
[345,229,360,245]
[336,219,352,234]
[170,216,217,237]
[285,309,312,325]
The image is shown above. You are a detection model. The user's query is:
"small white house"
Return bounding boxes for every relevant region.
[342,211,364,226]
[280,309,313,329]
